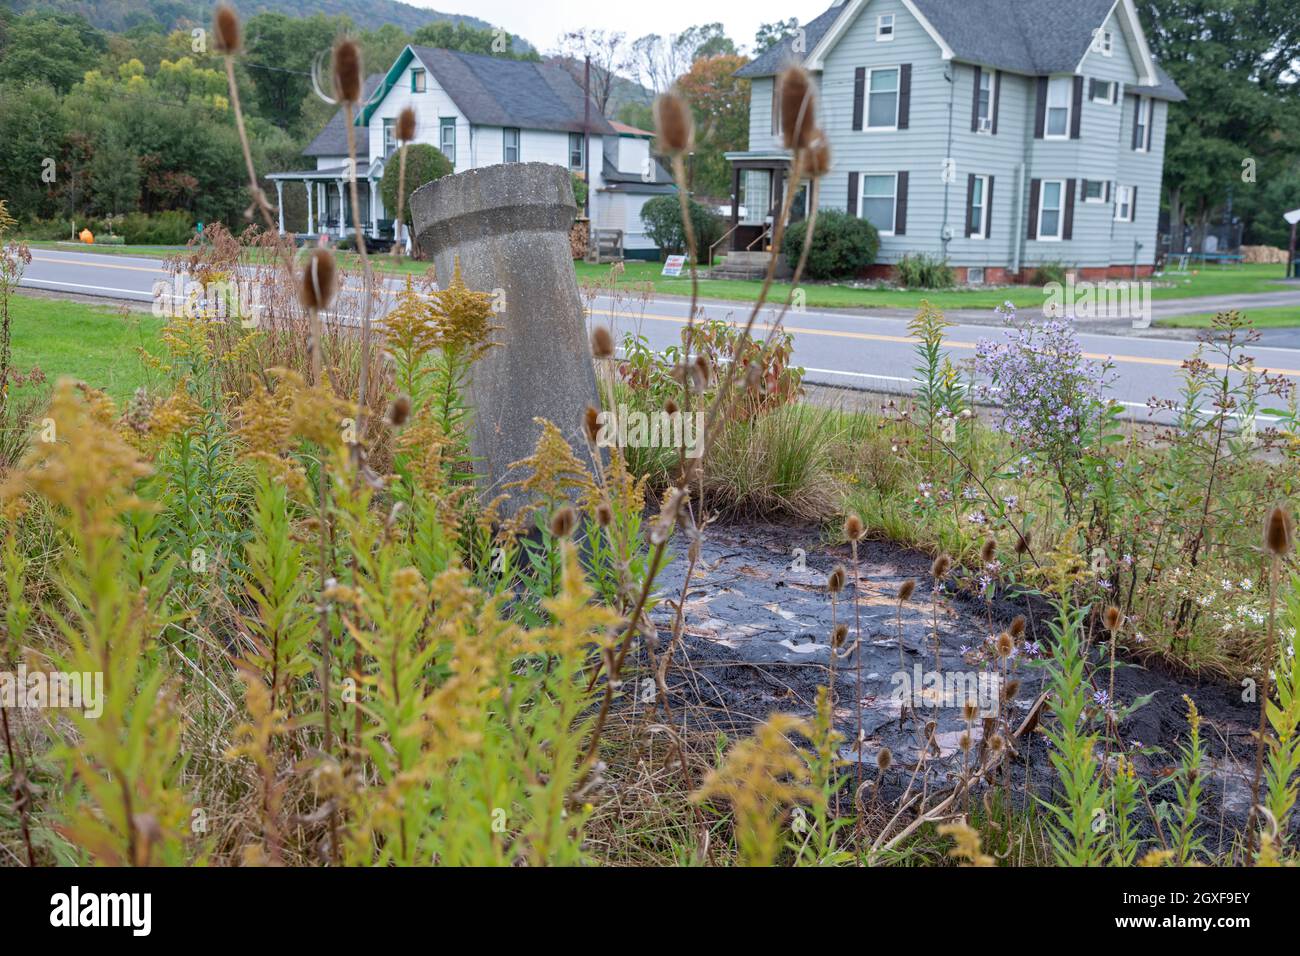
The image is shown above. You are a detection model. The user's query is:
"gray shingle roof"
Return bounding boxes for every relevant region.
[304,74,385,158]
[411,47,616,135]
[737,1,1185,100]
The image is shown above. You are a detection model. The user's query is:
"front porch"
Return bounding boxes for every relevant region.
[713,151,809,278]
[266,160,394,247]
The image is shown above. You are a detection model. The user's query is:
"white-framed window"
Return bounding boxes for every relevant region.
[867,67,900,129]
[1089,79,1117,104]
[1134,97,1153,151]
[382,118,397,157]
[1115,184,1134,222]
[969,174,990,239]
[1083,180,1106,203]
[976,70,993,131]
[860,172,897,235]
[1096,30,1114,56]
[439,117,456,164]
[876,14,894,40]
[1045,77,1072,138]
[411,68,426,93]
[503,127,520,163]
[1038,180,1064,240]
[569,132,585,170]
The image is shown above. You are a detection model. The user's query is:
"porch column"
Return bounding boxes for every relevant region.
[336,181,347,238]
[274,180,285,234]
[730,165,741,252]
[369,178,378,237]
[305,180,314,235]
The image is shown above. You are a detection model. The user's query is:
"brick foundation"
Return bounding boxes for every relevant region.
[861,263,1155,285]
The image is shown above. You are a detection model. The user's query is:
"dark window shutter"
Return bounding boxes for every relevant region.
[1131,186,1138,219]
[1105,180,1112,202]
[898,64,912,129]
[965,173,975,236]
[970,66,982,133]
[1081,178,1090,201]
[852,68,865,131]
[895,171,908,235]
[1070,76,1083,139]
[986,176,995,239]
[992,71,1001,134]
[1063,179,1076,240]
[847,171,859,215]
[1028,178,1041,239]
[1131,97,1141,149]
[1034,77,1047,138]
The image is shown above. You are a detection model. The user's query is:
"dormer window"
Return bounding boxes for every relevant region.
[411,68,426,93]
[877,14,894,40]
[1101,31,1114,56]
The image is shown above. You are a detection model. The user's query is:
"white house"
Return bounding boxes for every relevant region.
[271,47,676,252]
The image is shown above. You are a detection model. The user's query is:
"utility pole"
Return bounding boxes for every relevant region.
[583,55,592,222]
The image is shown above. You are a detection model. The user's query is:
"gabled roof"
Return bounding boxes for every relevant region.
[739,0,1185,100]
[303,74,385,158]
[357,46,615,136]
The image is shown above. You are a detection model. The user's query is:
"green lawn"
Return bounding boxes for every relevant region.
[575,259,1294,310]
[8,294,165,404]
[1160,306,1300,329]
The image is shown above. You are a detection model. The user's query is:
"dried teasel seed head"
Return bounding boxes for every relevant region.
[213,4,242,54]
[591,325,614,358]
[387,394,411,428]
[930,554,951,579]
[595,501,613,527]
[299,248,338,311]
[1003,678,1022,701]
[962,700,979,722]
[897,578,916,602]
[664,397,679,416]
[550,506,576,538]
[583,405,601,443]
[989,734,1006,754]
[876,747,893,772]
[1263,504,1294,557]
[996,632,1014,659]
[694,353,712,387]
[1103,605,1122,634]
[332,38,363,105]
[778,66,816,150]
[1009,614,1026,639]
[958,731,973,753]
[653,91,693,154]
[396,106,417,142]
[980,537,997,565]
[1014,530,1032,555]
[828,564,847,593]
[844,513,864,542]
[831,622,849,648]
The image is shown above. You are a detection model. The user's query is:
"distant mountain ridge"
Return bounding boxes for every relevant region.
[4,0,533,50]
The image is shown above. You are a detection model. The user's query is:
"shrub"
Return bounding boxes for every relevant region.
[379,143,453,234]
[570,173,589,211]
[780,210,878,280]
[640,194,722,260]
[896,252,955,289]
[1031,260,1068,286]
[121,211,195,245]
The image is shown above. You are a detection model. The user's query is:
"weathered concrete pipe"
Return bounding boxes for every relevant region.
[409,162,601,518]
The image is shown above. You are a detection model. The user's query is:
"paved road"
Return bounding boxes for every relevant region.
[19,247,1300,421]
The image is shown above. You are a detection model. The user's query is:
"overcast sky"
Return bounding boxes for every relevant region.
[407,0,825,55]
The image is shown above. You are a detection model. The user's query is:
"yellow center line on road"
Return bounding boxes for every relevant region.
[586,307,1300,378]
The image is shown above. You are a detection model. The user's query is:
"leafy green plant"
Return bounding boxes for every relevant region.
[779,209,878,280]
